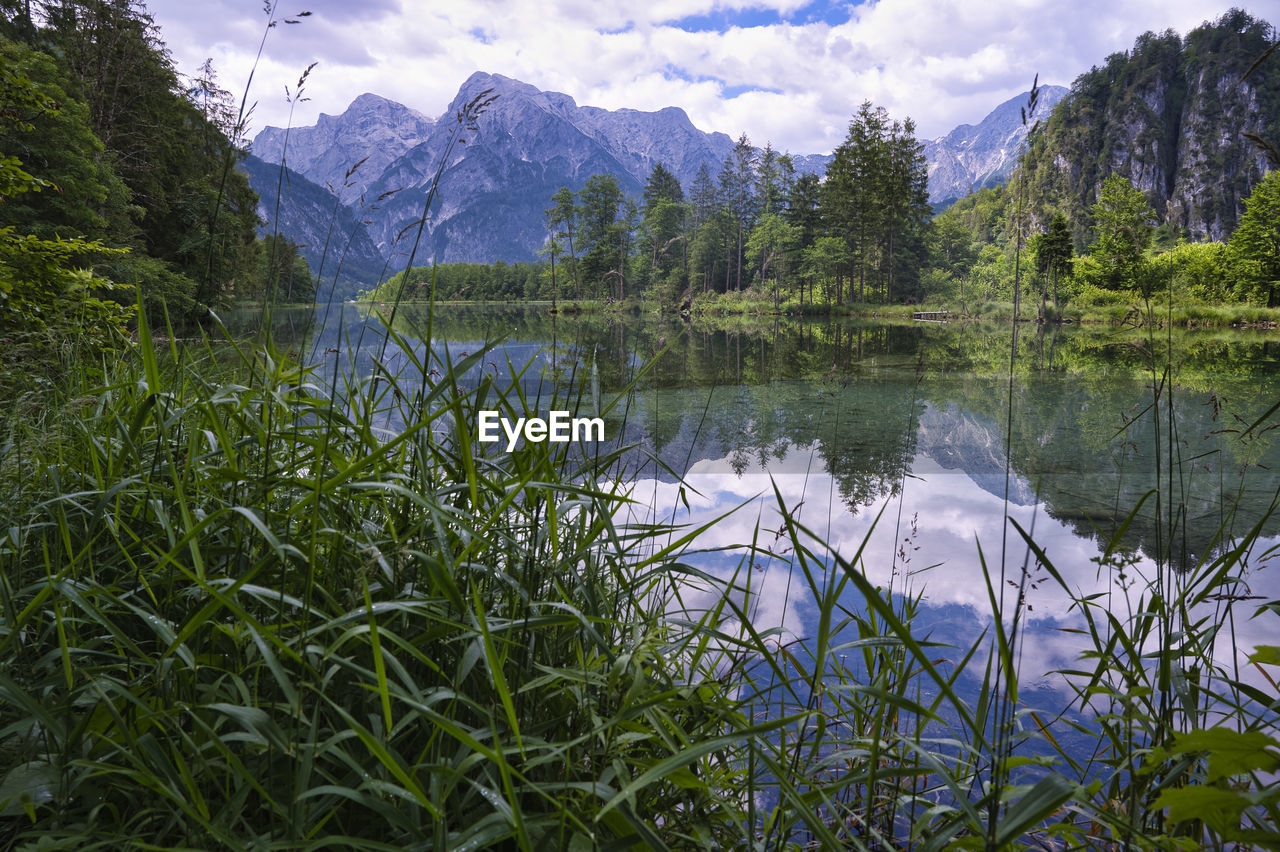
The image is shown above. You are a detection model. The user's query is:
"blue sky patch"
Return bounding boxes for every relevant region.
[722,83,784,98]
[665,1,855,33]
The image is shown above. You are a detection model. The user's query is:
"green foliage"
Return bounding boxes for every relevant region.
[1145,240,1231,302]
[4,303,1280,847]
[528,105,929,313]
[546,186,582,298]
[0,226,132,341]
[1088,174,1156,291]
[97,251,199,320]
[1035,212,1073,277]
[1,2,267,340]
[0,33,132,345]
[249,233,315,303]
[1015,11,1278,244]
[373,260,545,302]
[0,35,134,243]
[1227,170,1280,306]
[578,173,625,296]
[0,325,767,849]
[743,211,798,303]
[42,0,261,313]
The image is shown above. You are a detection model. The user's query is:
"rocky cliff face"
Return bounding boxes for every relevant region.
[1021,10,1279,242]
[240,154,388,298]
[923,86,1067,204]
[252,93,435,206]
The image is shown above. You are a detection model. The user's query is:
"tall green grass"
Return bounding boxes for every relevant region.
[0,316,776,849]
[2,300,1279,848]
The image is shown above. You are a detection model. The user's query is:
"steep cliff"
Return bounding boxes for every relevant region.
[240,154,388,298]
[1020,9,1279,244]
[252,93,435,206]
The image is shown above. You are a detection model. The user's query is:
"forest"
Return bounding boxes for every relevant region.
[0,0,313,386]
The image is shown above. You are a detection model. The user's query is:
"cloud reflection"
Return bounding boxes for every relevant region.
[615,435,1280,698]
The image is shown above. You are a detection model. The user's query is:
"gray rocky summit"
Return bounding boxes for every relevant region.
[247,72,1057,278]
[922,86,1068,204]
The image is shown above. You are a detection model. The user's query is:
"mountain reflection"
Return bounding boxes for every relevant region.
[235,303,1280,679]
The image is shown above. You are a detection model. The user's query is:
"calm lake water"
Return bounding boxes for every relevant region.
[234,303,1280,701]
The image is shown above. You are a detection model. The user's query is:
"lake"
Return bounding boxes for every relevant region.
[234,302,1280,704]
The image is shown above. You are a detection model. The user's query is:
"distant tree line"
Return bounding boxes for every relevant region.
[376,261,544,302]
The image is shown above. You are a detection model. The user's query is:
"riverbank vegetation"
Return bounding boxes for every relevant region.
[3,2,1280,849]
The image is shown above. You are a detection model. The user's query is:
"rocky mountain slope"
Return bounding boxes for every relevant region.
[923,86,1067,204]
[1019,9,1279,243]
[247,17,1278,281]
[251,93,435,206]
[249,73,752,269]
[241,154,388,298]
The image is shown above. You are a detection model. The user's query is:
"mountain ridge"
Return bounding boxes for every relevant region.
[245,72,1061,278]
[923,85,1068,204]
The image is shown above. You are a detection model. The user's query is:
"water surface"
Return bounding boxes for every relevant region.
[237,303,1280,697]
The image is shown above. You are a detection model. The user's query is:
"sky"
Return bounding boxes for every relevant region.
[147,0,1280,155]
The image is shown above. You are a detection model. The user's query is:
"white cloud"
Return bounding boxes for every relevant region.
[148,0,1280,153]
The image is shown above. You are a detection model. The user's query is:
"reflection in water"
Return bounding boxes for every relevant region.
[233,304,1280,688]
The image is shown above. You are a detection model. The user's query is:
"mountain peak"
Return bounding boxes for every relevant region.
[456,71,542,101]
[251,90,435,205]
[344,91,430,121]
[923,84,1068,203]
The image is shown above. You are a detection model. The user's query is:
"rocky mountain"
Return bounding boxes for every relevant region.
[251,93,435,206]
[1019,9,1279,243]
[240,154,388,298]
[249,72,754,268]
[239,74,1085,277]
[923,86,1067,204]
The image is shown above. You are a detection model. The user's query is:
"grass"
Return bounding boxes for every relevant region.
[0,312,767,848]
[1,11,1277,841]
[687,286,1280,330]
[1,302,1278,849]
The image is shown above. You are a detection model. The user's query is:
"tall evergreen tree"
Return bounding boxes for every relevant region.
[726,133,756,291]
[688,161,723,294]
[640,163,686,297]
[1035,211,1073,311]
[1089,174,1154,291]
[820,102,929,304]
[546,187,581,299]
[1227,171,1280,306]
[578,173,622,298]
